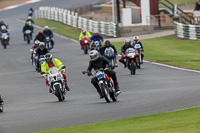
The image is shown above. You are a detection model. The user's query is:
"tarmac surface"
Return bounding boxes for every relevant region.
[0,1,200,133]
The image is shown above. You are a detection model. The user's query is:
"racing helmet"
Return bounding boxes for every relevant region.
[89,50,99,61]
[133,36,139,43]
[93,30,99,36]
[44,53,53,64]
[44,26,49,30]
[38,30,43,34]
[105,40,110,46]
[125,38,131,45]
[34,40,40,45]
[39,42,45,50]
[1,25,6,30]
[81,29,86,34]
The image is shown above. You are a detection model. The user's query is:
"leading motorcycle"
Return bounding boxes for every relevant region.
[42,66,66,101]
[82,69,117,103]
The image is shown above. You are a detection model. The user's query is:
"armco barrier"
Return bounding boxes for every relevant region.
[35,6,117,37]
[174,21,200,40]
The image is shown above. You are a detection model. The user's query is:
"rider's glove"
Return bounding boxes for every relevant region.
[87,72,92,76]
[79,40,82,44]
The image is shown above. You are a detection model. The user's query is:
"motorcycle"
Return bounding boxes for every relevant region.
[134,44,143,69]
[104,47,116,70]
[1,33,9,49]
[0,95,3,112]
[82,69,117,103]
[81,37,90,54]
[0,103,3,112]
[125,48,137,75]
[41,66,66,101]
[25,30,32,44]
[45,36,51,50]
[36,55,45,72]
[30,48,37,66]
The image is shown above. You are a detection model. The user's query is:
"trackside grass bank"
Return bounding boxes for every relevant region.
[33,18,81,40]
[31,106,200,133]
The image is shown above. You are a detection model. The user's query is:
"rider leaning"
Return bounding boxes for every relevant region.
[119,38,134,68]
[41,53,70,92]
[87,50,121,98]
[23,21,34,40]
[79,29,91,49]
[131,36,144,61]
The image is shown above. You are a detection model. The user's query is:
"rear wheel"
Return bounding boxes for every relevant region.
[100,83,111,103]
[55,84,64,102]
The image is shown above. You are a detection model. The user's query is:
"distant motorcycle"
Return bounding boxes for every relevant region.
[1,33,9,49]
[81,37,90,54]
[82,69,117,103]
[104,47,116,70]
[125,48,137,75]
[45,36,51,50]
[134,44,143,69]
[25,30,32,44]
[30,48,37,66]
[0,103,3,112]
[42,66,67,101]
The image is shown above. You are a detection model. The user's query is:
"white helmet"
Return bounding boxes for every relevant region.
[1,25,6,30]
[34,40,40,45]
[89,50,99,61]
[44,26,49,29]
[133,36,139,43]
[28,16,32,19]
[39,42,45,47]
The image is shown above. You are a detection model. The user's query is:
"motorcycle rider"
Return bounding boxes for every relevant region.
[43,26,54,49]
[41,53,70,92]
[90,30,104,47]
[26,16,34,24]
[101,40,118,66]
[87,50,121,98]
[28,7,34,17]
[35,42,49,71]
[34,30,46,43]
[0,21,8,31]
[23,21,34,41]
[132,36,144,62]
[31,40,40,61]
[119,38,134,68]
[91,41,102,54]
[79,29,91,49]
[0,25,10,44]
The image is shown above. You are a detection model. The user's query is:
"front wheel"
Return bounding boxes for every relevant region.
[2,40,7,49]
[54,84,64,102]
[27,35,30,44]
[130,62,136,75]
[100,83,111,103]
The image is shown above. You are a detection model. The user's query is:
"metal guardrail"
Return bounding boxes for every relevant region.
[174,21,200,40]
[35,6,118,37]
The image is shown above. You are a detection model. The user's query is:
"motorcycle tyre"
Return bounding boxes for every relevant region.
[100,84,111,103]
[55,84,64,102]
[130,62,136,75]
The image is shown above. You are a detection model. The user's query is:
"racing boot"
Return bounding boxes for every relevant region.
[119,60,126,68]
[114,84,121,96]
[65,82,70,91]
[98,91,104,99]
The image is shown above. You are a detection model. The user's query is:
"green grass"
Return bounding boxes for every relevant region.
[31,106,200,133]
[112,36,200,70]
[33,18,81,40]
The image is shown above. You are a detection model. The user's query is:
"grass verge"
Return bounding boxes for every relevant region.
[31,106,200,133]
[33,18,81,40]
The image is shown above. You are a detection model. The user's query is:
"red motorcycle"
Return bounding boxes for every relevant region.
[125,48,137,75]
[81,37,90,54]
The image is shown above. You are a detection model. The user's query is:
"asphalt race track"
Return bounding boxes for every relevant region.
[0,0,200,133]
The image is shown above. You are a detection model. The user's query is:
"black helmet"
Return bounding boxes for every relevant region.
[105,40,110,46]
